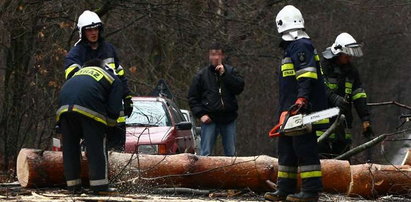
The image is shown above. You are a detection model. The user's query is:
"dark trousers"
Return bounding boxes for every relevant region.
[106,123,125,151]
[277,131,323,193]
[60,112,109,191]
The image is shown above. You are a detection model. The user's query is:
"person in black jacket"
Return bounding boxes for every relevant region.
[57,59,122,194]
[318,32,373,159]
[64,10,132,151]
[188,43,244,156]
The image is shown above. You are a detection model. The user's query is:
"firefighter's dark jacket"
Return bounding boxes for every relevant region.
[278,38,328,115]
[56,65,123,127]
[64,40,131,99]
[188,64,244,124]
[321,58,370,124]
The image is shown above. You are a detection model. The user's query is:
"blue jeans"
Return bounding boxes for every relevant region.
[200,120,236,156]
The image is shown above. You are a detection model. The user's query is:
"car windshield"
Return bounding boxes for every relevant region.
[126,100,171,127]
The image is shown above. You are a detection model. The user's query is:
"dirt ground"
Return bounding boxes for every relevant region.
[1,183,411,202]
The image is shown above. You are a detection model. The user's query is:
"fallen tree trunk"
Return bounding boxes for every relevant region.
[17,148,411,197]
[17,148,350,193]
[348,164,411,198]
[16,149,89,187]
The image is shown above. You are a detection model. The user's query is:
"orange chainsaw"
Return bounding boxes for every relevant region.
[269,107,340,137]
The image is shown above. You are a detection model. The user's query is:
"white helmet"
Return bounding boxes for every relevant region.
[330,32,363,57]
[75,10,103,45]
[275,5,305,34]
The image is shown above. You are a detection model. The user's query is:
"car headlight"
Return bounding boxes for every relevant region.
[138,145,158,154]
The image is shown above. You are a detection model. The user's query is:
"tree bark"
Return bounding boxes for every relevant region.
[17,148,411,198]
[348,164,411,198]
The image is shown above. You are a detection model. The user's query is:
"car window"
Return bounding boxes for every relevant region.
[126,100,171,126]
[182,113,189,121]
[169,103,185,123]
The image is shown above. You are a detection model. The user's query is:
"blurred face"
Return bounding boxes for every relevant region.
[209,49,224,66]
[337,53,352,65]
[84,27,99,43]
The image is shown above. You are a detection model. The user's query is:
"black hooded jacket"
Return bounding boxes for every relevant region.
[188,64,244,124]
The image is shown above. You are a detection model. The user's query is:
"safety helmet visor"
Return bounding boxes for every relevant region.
[342,43,363,57]
[83,23,102,30]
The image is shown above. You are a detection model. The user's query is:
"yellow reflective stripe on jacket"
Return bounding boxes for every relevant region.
[103,57,117,71]
[117,69,125,76]
[117,116,126,123]
[281,63,294,71]
[56,105,117,127]
[296,71,318,80]
[282,70,296,77]
[125,95,133,99]
[314,54,320,61]
[278,171,298,179]
[56,105,69,121]
[280,57,296,77]
[352,92,367,100]
[281,62,295,77]
[282,57,292,64]
[74,67,104,82]
[86,66,115,84]
[345,82,353,94]
[300,170,322,178]
[326,83,338,90]
[65,64,80,79]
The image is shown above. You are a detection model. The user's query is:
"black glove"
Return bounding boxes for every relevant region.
[334,95,350,113]
[124,98,133,117]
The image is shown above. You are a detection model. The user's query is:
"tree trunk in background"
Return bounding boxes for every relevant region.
[0,2,39,172]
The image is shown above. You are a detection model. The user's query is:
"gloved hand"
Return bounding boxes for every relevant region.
[335,96,350,113]
[269,111,288,137]
[124,98,133,117]
[362,121,374,138]
[291,97,308,115]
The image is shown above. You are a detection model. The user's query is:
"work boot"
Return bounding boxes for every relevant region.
[92,187,119,196]
[264,190,290,201]
[286,191,319,202]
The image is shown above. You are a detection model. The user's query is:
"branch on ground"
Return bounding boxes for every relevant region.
[334,129,411,160]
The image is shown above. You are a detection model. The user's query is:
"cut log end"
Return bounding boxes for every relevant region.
[401,149,411,166]
[16,148,31,187]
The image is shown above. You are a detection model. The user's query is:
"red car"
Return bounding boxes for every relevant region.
[124,97,196,154]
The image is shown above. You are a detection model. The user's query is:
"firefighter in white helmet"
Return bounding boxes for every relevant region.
[64,10,133,151]
[62,10,134,195]
[265,5,326,201]
[318,33,373,159]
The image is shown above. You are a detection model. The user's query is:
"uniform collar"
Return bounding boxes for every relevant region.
[281,30,310,41]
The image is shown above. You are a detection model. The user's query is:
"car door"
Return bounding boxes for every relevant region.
[169,104,194,153]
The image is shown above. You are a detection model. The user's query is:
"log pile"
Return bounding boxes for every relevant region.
[16,148,411,198]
